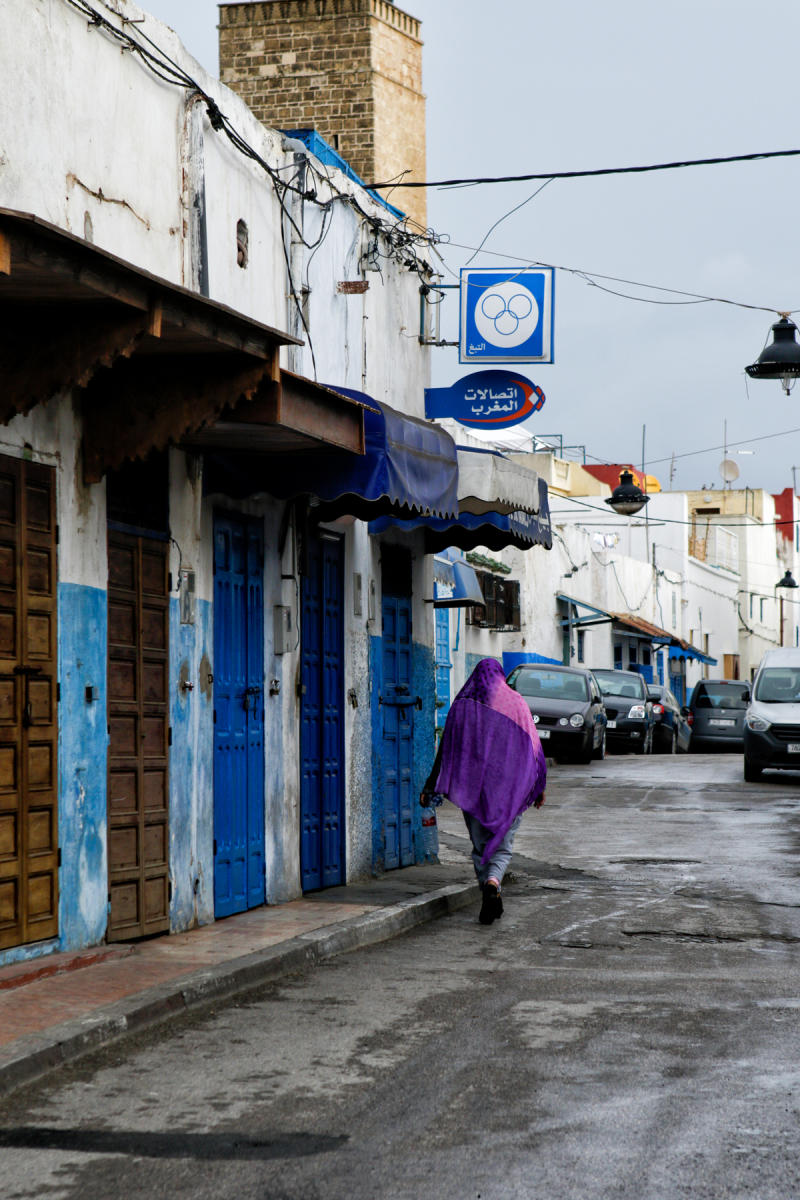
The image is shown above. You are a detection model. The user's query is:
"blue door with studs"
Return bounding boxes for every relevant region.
[381,595,414,869]
[213,514,265,917]
[300,530,345,891]
[434,605,452,739]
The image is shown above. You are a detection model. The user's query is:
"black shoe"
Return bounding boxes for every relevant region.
[479,882,502,925]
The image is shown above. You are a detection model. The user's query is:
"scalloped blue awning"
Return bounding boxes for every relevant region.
[304,390,458,520]
[369,476,552,552]
[203,390,459,520]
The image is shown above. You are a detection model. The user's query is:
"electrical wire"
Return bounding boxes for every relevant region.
[438,241,798,314]
[367,147,800,191]
[550,494,800,529]
[540,423,800,480]
[463,178,555,267]
[64,0,440,313]
[575,272,713,306]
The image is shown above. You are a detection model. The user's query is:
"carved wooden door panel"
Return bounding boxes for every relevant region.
[0,457,58,951]
[107,532,169,941]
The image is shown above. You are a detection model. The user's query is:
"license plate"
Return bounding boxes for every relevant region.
[537,729,550,739]
[709,718,735,726]
[789,744,800,753]
[606,720,617,729]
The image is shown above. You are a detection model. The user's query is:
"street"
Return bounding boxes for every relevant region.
[2,752,800,1200]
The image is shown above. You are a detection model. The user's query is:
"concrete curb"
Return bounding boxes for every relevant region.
[0,880,476,1096]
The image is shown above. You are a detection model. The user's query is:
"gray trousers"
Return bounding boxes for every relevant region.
[463,812,521,887]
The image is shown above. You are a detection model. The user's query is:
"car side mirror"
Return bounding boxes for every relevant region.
[680,705,690,716]
[742,690,751,702]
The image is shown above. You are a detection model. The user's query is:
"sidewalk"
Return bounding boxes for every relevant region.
[0,856,476,1096]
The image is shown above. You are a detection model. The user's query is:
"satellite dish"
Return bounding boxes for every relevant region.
[719,458,740,484]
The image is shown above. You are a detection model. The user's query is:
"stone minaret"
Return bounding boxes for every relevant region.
[219,0,427,230]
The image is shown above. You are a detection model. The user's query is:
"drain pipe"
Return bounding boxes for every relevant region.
[181,94,210,296]
[282,140,310,377]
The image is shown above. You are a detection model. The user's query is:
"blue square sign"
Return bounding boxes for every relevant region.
[459,267,555,365]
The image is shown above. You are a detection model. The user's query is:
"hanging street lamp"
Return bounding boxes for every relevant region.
[775,569,798,646]
[604,469,649,516]
[745,315,800,396]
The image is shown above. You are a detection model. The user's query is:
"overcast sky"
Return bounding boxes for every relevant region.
[141,0,800,493]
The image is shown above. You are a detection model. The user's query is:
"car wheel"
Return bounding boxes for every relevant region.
[636,727,654,755]
[576,732,594,764]
[592,729,606,761]
[744,757,762,782]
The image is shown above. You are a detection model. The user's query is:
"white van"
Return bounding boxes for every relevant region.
[744,648,800,780]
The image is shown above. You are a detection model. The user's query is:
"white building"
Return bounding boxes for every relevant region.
[0,0,554,966]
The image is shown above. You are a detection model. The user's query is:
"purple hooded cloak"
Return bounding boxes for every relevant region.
[432,658,547,863]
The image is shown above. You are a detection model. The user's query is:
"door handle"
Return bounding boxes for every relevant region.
[243,685,262,713]
[15,666,44,728]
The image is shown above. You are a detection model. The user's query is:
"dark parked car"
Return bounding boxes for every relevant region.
[506,663,607,763]
[591,668,654,753]
[646,684,691,753]
[688,679,749,751]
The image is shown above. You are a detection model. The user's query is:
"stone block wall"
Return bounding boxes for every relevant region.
[219,0,426,229]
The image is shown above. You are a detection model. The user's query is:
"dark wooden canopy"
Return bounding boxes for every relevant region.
[0,209,366,481]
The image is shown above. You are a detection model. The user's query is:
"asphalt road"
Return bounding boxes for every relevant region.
[3,752,800,1200]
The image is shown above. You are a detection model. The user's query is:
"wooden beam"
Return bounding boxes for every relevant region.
[147,300,163,339]
[0,304,150,424]
[0,232,10,276]
[222,371,365,454]
[82,353,273,483]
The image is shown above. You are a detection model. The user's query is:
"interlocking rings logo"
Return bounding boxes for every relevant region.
[474,280,540,348]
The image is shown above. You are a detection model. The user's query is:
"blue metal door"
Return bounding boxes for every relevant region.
[213,514,265,918]
[300,531,345,891]
[434,605,452,739]
[381,595,414,870]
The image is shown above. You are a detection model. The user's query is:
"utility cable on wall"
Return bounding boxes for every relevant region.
[63,0,439,310]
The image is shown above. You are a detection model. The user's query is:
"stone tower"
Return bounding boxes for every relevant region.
[218,0,427,230]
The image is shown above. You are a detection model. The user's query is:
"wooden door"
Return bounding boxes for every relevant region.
[0,458,58,951]
[107,532,170,941]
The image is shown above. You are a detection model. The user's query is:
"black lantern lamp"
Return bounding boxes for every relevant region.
[605,469,649,516]
[745,315,800,396]
[777,569,798,589]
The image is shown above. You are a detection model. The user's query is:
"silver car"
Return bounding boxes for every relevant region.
[688,680,749,751]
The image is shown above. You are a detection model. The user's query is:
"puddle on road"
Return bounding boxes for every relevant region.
[610,858,702,866]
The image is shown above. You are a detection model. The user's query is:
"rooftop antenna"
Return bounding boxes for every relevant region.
[719,418,739,489]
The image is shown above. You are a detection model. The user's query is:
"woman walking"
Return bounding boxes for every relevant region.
[422,658,547,925]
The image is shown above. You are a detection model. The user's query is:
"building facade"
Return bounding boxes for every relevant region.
[1,0,505,965]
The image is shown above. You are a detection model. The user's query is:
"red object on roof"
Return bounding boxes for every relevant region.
[583,463,646,490]
[772,486,794,542]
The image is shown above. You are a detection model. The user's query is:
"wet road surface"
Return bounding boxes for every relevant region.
[2,753,800,1199]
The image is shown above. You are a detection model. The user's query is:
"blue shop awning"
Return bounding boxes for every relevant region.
[369,476,552,552]
[557,594,613,628]
[433,557,456,588]
[667,643,717,665]
[203,389,459,519]
[433,560,485,608]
